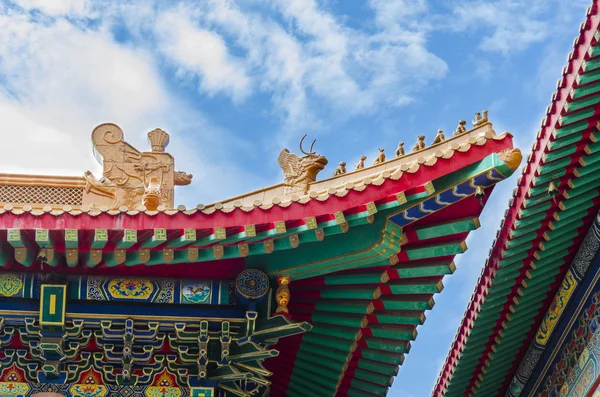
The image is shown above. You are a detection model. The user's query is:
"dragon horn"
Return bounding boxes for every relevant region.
[300,134,310,155]
[309,139,316,154]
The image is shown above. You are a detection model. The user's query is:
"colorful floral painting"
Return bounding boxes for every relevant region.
[0,382,30,396]
[108,279,154,300]
[146,386,183,397]
[181,282,211,304]
[0,273,23,297]
[70,384,108,397]
[536,271,578,346]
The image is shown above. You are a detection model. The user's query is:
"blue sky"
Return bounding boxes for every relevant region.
[0,0,591,395]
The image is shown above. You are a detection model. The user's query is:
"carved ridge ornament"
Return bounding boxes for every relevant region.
[84,123,192,210]
[278,134,328,193]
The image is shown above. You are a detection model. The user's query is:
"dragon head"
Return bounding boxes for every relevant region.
[174,170,193,186]
[298,135,328,181]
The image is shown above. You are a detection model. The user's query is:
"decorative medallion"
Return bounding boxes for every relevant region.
[236,269,269,300]
[108,279,154,300]
[264,239,274,254]
[238,243,249,257]
[0,273,22,297]
[213,245,224,260]
[163,249,174,263]
[138,248,150,263]
[187,247,199,261]
[315,228,325,241]
[289,234,300,248]
[181,281,211,304]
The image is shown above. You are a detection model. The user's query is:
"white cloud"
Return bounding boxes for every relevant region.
[0,8,170,174]
[0,4,269,207]
[450,0,588,55]
[11,0,90,16]
[154,8,250,101]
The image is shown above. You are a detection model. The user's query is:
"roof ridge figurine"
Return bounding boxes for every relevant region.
[395,142,405,157]
[454,120,467,136]
[333,161,346,176]
[373,148,385,165]
[473,109,489,127]
[412,135,426,152]
[278,134,328,193]
[432,129,445,145]
[355,155,367,170]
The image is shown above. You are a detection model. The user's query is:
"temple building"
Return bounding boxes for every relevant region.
[433,1,600,396]
[0,107,521,396]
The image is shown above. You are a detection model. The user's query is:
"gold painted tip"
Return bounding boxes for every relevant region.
[490,345,497,353]
[543,232,550,241]
[573,168,581,177]
[381,271,391,283]
[436,280,444,292]
[539,242,546,251]
[554,212,561,221]
[498,330,505,338]
[449,261,457,274]
[548,221,555,231]
[534,251,541,260]
[473,217,481,229]
[360,316,369,328]
[355,329,363,341]
[400,233,409,246]
[506,313,512,322]
[494,337,501,345]
[460,241,468,252]
[366,302,375,314]
[509,305,515,313]
[585,144,592,155]
[373,287,382,299]
[498,148,523,171]
[481,366,487,374]
[389,254,399,266]
[513,296,519,305]
[567,179,575,189]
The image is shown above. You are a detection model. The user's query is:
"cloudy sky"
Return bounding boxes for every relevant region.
[0,0,591,395]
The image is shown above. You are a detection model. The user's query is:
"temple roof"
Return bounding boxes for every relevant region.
[0,112,521,395]
[433,3,600,396]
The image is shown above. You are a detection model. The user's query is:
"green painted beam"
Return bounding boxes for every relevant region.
[405,241,466,260]
[388,279,443,294]
[380,297,434,311]
[552,120,589,140]
[414,218,480,240]
[390,261,455,278]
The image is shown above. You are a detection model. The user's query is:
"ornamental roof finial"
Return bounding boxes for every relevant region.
[147,128,170,152]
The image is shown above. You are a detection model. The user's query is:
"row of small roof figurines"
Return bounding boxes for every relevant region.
[332,110,489,176]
